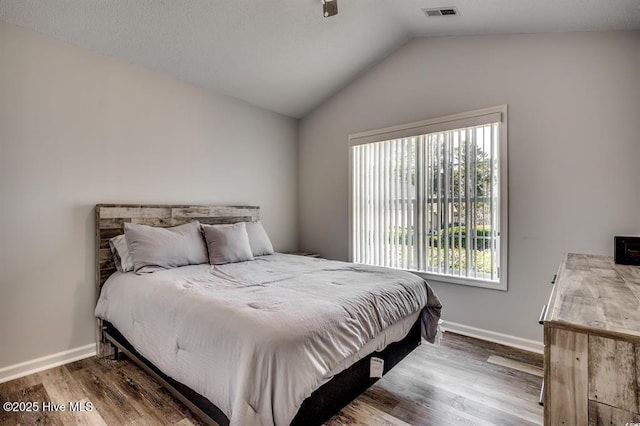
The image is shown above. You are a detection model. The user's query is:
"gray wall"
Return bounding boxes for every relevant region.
[0,21,298,369]
[298,31,640,342]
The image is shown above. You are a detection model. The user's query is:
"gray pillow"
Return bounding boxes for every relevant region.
[109,234,134,272]
[245,220,274,256]
[202,222,254,265]
[124,221,208,274]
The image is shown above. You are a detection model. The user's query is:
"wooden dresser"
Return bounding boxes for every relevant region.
[542,253,640,425]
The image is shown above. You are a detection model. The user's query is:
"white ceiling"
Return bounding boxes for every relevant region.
[1,0,639,118]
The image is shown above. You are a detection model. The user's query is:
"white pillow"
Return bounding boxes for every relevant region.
[124,221,208,273]
[109,234,134,272]
[245,220,274,256]
[202,222,254,265]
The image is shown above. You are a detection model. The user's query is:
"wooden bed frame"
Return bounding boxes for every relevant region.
[95,204,421,425]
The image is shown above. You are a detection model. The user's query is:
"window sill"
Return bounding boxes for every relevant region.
[402,268,507,291]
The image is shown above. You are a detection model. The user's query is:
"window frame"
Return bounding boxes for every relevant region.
[348,105,508,291]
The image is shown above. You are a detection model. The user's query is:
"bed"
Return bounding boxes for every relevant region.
[94,204,442,425]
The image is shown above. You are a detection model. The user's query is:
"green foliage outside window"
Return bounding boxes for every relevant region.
[429,225,492,250]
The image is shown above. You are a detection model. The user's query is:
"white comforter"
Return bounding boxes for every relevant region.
[95,254,441,426]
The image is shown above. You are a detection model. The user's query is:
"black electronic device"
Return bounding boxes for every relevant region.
[614,236,640,265]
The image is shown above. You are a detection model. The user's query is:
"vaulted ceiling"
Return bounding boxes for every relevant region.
[1,0,639,118]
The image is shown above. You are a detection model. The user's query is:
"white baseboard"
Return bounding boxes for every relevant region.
[443,321,544,354]
[0,344,96,384]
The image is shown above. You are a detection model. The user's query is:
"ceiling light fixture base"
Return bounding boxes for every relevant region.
[323,0,338,18]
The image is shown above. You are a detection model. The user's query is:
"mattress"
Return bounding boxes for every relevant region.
[95,253,441,425]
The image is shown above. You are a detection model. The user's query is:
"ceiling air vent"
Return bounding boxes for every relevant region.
[422,7,459,17]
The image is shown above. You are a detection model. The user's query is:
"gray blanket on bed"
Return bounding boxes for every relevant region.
[95,253,442,425]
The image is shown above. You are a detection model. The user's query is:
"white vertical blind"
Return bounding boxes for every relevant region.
[352,120,502,283]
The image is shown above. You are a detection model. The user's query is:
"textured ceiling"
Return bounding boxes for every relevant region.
[1,0,639,118]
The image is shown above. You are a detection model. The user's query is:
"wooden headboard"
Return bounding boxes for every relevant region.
[95,204,259,355]
[95,204,259,353]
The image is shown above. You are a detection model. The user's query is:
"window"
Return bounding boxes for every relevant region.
[349,106,508,290]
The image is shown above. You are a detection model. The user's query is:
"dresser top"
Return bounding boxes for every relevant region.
[547,253,640,340]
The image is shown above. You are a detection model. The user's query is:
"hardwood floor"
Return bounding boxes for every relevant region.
[0,333,543,425]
